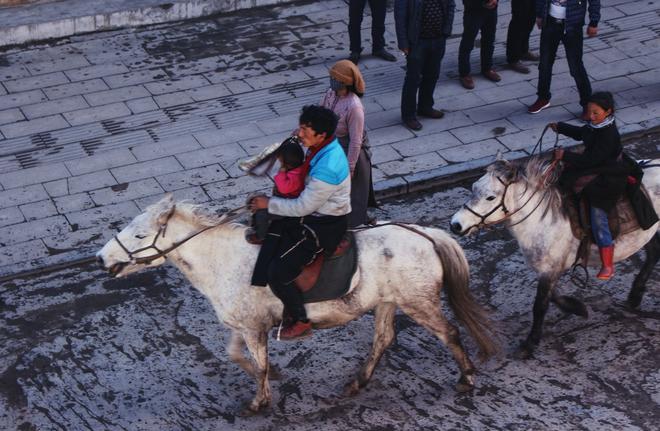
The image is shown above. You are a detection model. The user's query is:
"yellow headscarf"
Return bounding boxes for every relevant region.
[329,60,366,95]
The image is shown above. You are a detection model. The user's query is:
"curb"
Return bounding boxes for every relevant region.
[0,0,293,47]
[1,126,658,283]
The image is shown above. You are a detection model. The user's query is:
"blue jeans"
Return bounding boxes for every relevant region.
[401,37,446,120]
[591,206,613,247]
[458,6,497,76]
[537,18,592,106]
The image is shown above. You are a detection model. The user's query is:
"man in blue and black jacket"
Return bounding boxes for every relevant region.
[528,0,600,120]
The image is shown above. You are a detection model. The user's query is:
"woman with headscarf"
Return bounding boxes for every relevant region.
[320,59,378,228]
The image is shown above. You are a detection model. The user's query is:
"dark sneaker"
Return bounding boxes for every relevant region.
[528,98,550,114]
[460,75,475,90]
[373,49,396,62]
[521,51,540,61]
[508,61,530,74]
[418,108,444,119]
[275,320,312,341]
[482,69,501,82]
[404,118,423,131]
[580,106,590,122]
[348,51,360,65]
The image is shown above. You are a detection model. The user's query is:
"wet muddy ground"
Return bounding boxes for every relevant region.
[2,175,658,430]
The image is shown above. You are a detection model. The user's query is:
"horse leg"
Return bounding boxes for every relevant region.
[238,330,271,415]
[517,275,556,360]
[628,232,660,309]
[344,303,397,397]
[228,330,281,380]
[400,302,476,393]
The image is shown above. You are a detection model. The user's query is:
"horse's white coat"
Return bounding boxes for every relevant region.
[97,195,494,412]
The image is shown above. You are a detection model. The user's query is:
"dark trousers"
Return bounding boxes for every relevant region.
[505,0,536,63]
[537,18,592,106]
[348,0,387,53]
[401,37,446,120]
[458,6,498,77]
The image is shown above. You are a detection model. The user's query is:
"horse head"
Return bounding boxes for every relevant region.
[450,158,520,236]
[97,194,177,277]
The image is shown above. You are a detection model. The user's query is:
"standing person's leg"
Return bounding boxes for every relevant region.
[401,42,425,129]
[348,0,368,62]
[418,37,446,117]
[480,8,500,81]
[530,20,561,112]
[520,0,537,58]
[563,29,592,114]
[369,0,396,60]
[458,8,481,88]
[506,0,524,64]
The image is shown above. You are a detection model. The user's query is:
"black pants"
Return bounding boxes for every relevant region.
[458,6,498,77]
[401,37,446,120]
[537,18,592,106]
[506,0,536,63]
[348,0,387,54]
[266,215,347,321]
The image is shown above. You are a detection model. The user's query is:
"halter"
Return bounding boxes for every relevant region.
[113,205,247,266]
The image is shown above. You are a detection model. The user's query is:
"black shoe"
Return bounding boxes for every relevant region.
[521,51,539,62]
[418,108,444,119]
[403,118,422,131]
[373,49,396,62]
[508,61,530,74]
[348,51,360,64]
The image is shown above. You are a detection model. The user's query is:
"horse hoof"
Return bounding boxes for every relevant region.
[514,344,534,360]
[626,293,642,309]
[268,365,283,380]
[238,400,270,417]
[343,380,361,397]
[455,374,475,393]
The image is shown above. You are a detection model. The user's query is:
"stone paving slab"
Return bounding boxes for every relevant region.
[0,0,659,277]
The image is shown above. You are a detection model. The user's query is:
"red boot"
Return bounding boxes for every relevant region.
[597,246,615,280]
[276,319,312,341]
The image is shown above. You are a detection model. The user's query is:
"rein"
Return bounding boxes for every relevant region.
[113,205,248,265]
[460,126,562,232]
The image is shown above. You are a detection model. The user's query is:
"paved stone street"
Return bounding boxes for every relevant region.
[1,181,658,430]
[0,0,659,276]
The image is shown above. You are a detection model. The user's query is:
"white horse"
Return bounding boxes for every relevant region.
[450,157,660,358]
[97,195,498,413]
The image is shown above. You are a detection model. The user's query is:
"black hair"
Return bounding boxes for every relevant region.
[298,105,339,138]
[588,91,615,113]
[278,138,304,169]
[347,84,363,98]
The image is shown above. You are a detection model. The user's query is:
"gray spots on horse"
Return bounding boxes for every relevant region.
[382,248,394,259]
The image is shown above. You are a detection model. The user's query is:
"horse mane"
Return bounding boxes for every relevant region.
[491,156,568,220]
[172,201,246,229]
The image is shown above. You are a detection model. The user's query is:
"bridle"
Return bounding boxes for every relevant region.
[461,161,560,232]
[112,205,247,266]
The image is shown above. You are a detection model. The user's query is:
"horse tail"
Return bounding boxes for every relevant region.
[432,232,499,361]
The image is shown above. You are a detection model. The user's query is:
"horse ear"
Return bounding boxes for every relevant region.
[155,193,176,225]
[505,165,519,182]
[495,150,504,161]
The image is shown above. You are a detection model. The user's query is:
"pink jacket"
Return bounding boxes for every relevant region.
[273,165,305,198]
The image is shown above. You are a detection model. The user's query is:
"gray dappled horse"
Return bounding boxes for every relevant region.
[450,157,659,358]
[97,195,498,414]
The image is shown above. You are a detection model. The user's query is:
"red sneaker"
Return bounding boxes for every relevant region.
[275,320,312,341]
[528,98,550,114]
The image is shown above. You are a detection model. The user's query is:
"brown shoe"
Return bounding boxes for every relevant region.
[580,106,590,122]
[404,118,423,131]
[528,98,550,114]
[275,320,312,341]
[482,69,501,82]
[508,61,530,74]
[460,75,475,90]
[418,108,444,119]
[521,51,539,62]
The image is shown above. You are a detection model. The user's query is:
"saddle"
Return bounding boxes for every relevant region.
[564,184,655,267]
[295,232,359,303]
